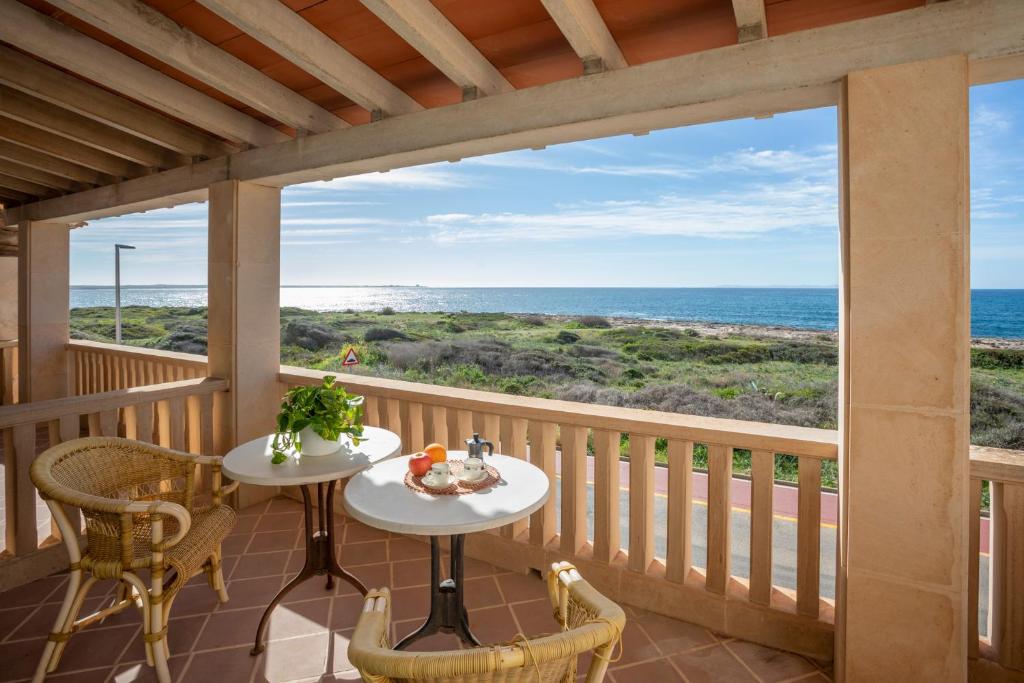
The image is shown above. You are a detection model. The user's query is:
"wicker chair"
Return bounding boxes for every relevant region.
[29,437,238,683]
[349,562,626,683]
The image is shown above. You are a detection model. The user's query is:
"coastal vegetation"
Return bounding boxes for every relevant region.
[71,306,1024,488]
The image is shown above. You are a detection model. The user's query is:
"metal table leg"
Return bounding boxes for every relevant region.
[251,481,366,655]
[394,534,481,650]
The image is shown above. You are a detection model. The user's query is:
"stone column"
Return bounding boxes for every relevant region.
[207,180,281,508]
[0,256,16,339]
[836,54,970,682]
[0,256,16,404]
[18,220,69,402]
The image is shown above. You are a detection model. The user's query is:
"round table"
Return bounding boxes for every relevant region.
[223,426,401,654]
[344,451,550,649]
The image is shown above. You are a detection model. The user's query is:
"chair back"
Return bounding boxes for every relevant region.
[32,437,196,574]
[349,563,625,683]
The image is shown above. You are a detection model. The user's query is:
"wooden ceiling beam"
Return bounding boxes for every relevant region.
[48,0,348,134]
[731,0,767,42]
[0,118,145,179]
[0,46,235,159]
[0,187,32,205]
[0,0,287,147]
[0,160,89,193]
[6,0,1024,227]
[0,173,55,198]
[0,86,189,169]
[0,141,116,186]
[198,0,421,118]
[539,0,627,73]
[359,0,513,98]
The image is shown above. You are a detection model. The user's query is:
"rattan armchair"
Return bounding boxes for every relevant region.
[29,437,239,683]
[349,562,626,683]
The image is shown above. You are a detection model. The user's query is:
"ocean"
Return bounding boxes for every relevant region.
[69,286,1024,339]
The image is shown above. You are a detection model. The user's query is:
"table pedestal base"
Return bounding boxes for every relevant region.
[395,535,481,650]
[251,481,366,655]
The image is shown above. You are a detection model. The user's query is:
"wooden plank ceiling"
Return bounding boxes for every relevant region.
[0,0,925,216]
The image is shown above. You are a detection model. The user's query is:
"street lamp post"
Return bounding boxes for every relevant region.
[114,243,136,344]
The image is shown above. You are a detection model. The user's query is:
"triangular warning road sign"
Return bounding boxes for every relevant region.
[341,346,360,366]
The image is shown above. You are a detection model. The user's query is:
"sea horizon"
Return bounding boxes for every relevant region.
[69,284,1024,290]
[68,285,1024,339]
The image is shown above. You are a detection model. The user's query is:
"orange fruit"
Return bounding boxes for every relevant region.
[423,443,447,463]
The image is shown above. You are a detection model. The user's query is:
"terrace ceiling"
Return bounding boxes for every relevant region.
[0,0,927,213]
[1,0,1023,239]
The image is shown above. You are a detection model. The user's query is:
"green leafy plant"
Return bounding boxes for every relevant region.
[271,376,366,464]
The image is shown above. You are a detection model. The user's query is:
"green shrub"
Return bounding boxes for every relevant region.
[971,348,1024,370]
[364,327,409,342]
[971,383,1024,449]
[577,315,611,328]
[283,320,345,350]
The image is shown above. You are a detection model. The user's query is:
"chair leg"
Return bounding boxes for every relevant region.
[208,548,229,603]
[121,573,155,667]
[31,571,97,683]
[146,592,171,683]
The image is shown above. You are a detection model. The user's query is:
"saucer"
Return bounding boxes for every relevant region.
[421,473,455,490]
[458,469,486,483]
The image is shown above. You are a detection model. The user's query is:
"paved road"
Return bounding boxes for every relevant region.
[552,467,991,634]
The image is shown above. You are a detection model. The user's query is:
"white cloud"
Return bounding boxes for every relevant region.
[425,180,837,243]
[708,147,838,177]
[290,165,468,192]
[461,150,696,179]
[972,104,1012,138]
[281,228,369,237]
[282,200,382,207]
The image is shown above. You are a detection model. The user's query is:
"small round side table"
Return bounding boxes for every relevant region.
[343,450,550,649]
[222,426,401,654]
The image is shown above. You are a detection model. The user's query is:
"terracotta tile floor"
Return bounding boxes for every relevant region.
[0,497,834,682]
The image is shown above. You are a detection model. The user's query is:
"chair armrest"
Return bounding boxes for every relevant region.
[549,561,582,627]
[349,588,393,671]
[43,490,192,551]
[129,499,192,550]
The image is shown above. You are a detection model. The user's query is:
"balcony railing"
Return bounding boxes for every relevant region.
[279,363,838,657]
[970,446,1024,674]
[0,373,228,591]
[1,339,16,405]
[40,340,1024,672]
[67,339,207,394]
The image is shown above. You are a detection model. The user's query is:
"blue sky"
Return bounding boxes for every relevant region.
[70,80,1023,288]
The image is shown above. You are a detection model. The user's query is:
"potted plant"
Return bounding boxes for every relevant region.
[271,376,366,464]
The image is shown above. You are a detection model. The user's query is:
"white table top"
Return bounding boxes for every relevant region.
[222,426,402,486]
[343,451,550,536]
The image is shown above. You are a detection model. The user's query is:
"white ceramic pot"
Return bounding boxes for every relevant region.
[298,426,340,456]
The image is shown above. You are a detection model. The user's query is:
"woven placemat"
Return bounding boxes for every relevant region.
[404,459,500,495]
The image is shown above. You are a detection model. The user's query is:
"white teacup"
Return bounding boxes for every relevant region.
[462,457,484,480]
[425,462,450,486]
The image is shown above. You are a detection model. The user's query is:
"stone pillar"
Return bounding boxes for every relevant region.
[836,55,970,682]
[1,256,17,405]
[0,256,16,339]
[18,220,69,402]
[207,180,281,508]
